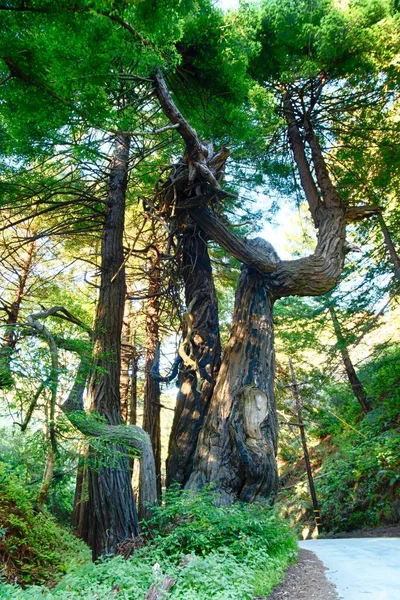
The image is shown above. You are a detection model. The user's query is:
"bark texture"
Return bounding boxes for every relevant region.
[86,136,139,559]
[166,227,221,488]
[187,241,278,503]
[71,456,89,541]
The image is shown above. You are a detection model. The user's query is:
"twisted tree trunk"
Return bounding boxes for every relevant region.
[186,249,277,503]
[153,73,371,503]
[166,226,221,488]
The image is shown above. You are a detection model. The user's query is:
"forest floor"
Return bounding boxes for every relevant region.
[261,548,339,600]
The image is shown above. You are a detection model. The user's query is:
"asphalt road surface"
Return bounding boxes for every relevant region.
[299,538,400,600]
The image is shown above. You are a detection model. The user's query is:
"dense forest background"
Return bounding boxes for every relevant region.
[0,0,399,598]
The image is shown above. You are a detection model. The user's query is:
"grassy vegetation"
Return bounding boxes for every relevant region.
[0,487,297,599]
[0,465,89,587]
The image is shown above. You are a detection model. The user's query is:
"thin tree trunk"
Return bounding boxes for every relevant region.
[130,351,138,426]
[143,247,162,502]
[71,455,89,541]
[0,239,36,388]
[120,312,133,422]
[38,397,57,510]
[33,306,58,511]
[187,247,278,503]
[329,306,371,414]
[289,358,322,530]
[86,135,139,560]
[166,226,221,488]
[377,213,400,283]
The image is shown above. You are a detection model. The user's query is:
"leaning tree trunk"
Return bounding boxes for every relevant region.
[143,247,162,501]
[377,213,400,284]
[166,225,221,488]
[329,306,371,414]
[186,242,278,503]
[0,238,36,388]
[86,135,139,560]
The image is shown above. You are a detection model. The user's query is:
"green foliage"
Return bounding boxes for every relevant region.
[0,428,79,526]
[315,345,400,531]
[0,489,297,599]
[277,344,400,534]
[0,465,89,586]
[144,486,296,559]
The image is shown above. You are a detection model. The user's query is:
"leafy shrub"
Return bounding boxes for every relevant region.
[0,488,297,599]
[0,427,79,526]
[143,486,296,559]
[0,464,89,586]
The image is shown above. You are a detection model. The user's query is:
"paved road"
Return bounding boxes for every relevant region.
[299,538,400,600]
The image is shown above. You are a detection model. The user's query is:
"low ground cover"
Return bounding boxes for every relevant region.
[0,486,297,600]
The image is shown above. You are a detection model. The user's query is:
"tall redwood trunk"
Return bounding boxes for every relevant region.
[143,248,162,500]
[166,226,221,488]
[329,306,371,414]
[187,244,278,503]
[87,135,139,560]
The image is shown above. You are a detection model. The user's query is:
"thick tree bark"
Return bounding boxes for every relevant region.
[184,135,346,501]
[187,244,278,502]
[329,306,371,415]
[166,226,221,488]
[143,248,162,501]
[24,304,157,557]
[86,135,139,560]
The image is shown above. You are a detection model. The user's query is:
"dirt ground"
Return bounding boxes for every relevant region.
[258,549,339,600]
